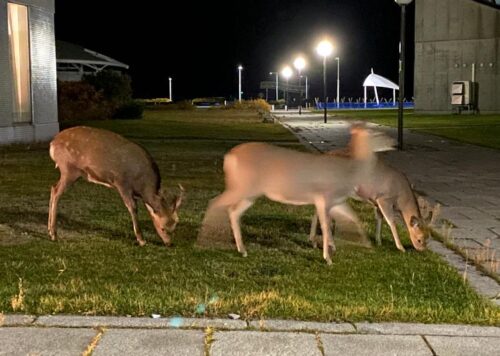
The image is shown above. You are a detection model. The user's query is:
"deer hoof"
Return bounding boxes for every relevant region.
[48,231,57,241]
[241,251,248,258]
[137,240,147,247]
[325,257,333,266]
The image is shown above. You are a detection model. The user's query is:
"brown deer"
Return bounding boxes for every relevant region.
[48,126,183,246]
[309,149,437,252]
[202,124,395,265]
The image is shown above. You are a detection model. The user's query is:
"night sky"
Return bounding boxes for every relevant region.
[54,1,415,101]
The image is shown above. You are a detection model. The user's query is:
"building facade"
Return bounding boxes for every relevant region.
[414,0,500,113]
[0,0,58,144]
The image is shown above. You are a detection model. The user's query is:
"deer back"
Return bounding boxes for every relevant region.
[50,126,161,197]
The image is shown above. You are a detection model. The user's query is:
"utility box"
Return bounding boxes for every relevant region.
[451,81,479,114]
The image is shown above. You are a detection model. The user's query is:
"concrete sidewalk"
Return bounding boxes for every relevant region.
[1,314,500,355]
[276,112,500,306]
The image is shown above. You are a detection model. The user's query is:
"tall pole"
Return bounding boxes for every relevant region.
[397,4,406,150]
[323,56,327,123]
[305,76,308,100]
[275,72,279,100]
[168,77,172,101]
[285,78,289,110]
[336,57,340,109]
[238,65,243,102]
[298,70,302,115]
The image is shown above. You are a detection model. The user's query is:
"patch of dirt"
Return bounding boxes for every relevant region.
[0,224,34,246]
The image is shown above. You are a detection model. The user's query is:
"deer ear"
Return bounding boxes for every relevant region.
[171,196,182,211]
[410,216,420,228]
[145,202,157,215]
[171,184,185,211]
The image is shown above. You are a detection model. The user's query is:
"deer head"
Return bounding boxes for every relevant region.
[145,185,184,245]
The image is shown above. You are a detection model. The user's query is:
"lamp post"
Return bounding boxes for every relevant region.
[269,72,279,100]
[335,57,340,108]
[238,65,243,102]
[395,0,413,150]
[294,57,306,115]
[316,39,333,123]
[168,77,172,101]
[304,75,308,100]
[281,66,293,110]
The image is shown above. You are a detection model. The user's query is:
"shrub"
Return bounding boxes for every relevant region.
[83,71,132,109]
[57,81,112,121]
[113,100,144,119]
[192,97,225,107]
[232,99,271,112]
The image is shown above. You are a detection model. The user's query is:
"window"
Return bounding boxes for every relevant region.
[7,3,31,123]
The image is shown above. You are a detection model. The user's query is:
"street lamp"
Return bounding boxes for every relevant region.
[168,77,173,102]
[269,72,279,100]
[335,57,340,108]
[294,57,306,114]
[237,65,243,102]
[395,0,413,150]
[316,39,333,123]
[281,66,293,110]
[304,75,309,101]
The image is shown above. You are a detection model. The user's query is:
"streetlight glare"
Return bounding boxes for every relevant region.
[293,57,306,71]
[281,66,293,79]
[316,40,333,57]
[238,65,243,70]
[395,0,413,4]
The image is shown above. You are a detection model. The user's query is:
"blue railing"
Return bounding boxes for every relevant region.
[316,102,414,110]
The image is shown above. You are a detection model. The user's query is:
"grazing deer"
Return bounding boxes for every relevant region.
[203,124,395,264]
[309,149,437,252]
[48,126,183,246]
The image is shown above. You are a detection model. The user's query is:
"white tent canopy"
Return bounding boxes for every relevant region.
[363,69,399,106]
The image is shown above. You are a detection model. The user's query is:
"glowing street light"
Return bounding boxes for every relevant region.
[281,66,293,110]
[294,56,306,114]
[316,39,333,123]
[395,0,413,150]
[269,71,279,100]
[238,65,243,102]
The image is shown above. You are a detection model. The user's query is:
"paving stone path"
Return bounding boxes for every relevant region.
[1,315,500,355]
[275,111,500,306]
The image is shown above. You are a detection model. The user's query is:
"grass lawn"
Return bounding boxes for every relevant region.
[0,109,498,324]
[329,109,500,149]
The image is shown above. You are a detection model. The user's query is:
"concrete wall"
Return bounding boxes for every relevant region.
[0,0,58,144]
[414,0,500,113]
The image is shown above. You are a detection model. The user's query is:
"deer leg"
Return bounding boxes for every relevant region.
[374,206,383,246]
[228,199,254,257]
[116,188,146,246]
[309,213,335,250]
[330,202,367,240]
[309,213,320,248]
[315,199,334,265]
[376,199,405,252]
[48,169,80,241]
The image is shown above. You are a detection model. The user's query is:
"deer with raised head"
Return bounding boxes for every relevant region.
[309,148,438,252]
[48,126,183,246]
[202,124,395,265]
